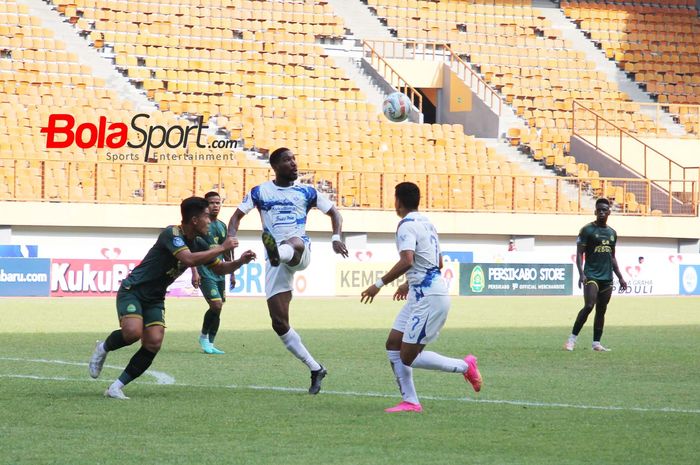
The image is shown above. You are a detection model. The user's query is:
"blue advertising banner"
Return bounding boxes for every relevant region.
[0,245,38,258]
[442,251,473,263]
[679,265,700,295]
[0,258,51,296]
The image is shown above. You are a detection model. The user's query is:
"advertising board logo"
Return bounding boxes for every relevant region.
[469,265,485,293]
[682,266,698,294]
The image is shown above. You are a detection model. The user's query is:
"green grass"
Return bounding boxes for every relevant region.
[1,296,699,465]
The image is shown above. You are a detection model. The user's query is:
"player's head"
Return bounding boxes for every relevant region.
[595,198,611,223]
[204,191,221,218]
[269,147,297,182]
[394,182,420,216]
[181,196,211,235]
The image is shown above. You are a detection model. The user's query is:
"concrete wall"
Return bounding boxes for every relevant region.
[1,201,698,240]
[570,136,693,214]
[437,64,499,138]
[359,57,421,123]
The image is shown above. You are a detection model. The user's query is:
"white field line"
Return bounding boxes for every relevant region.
[0,356,175,384]
[1,358,699,415]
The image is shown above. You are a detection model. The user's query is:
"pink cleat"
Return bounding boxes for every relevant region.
[464,354,482,392]
[384,401,423,413]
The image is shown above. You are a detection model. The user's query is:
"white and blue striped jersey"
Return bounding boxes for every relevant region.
[238,181,334,243]
[396,211,448,298]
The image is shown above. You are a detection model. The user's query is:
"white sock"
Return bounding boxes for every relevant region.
[411,350,468,373]
[98,342,107,354]
[199,333,208,340]
[387,350,419,404]
[110,379,125,390]
[278,244,294,263]
[569,334,578,342]
[279,328,321,371]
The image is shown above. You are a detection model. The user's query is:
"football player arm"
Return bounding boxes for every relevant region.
[174,237,238,268]
[210,250,256,275]
[227,208,246,238]
[325,205,348,258]
[190,266,201,288]
[611,249,627,291]
[361,250,413,304]
[576,243,586,288]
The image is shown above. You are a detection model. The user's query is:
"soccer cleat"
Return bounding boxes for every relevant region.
[308,365,327,395]
[384,401,423,413]
[463,354,482,392]
[207,345,225,355]
[104,385,129,400]
[88,340,107,379]
[199,336,211,353]
[564,340,576,351]
[592,343,611,352]
[261,231,280,266]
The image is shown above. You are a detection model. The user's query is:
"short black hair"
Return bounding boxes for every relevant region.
[204,191,220,200]
[181,196,209,223]
[269,147,291,166]
[596,198,611,208]
[395,182,420,210]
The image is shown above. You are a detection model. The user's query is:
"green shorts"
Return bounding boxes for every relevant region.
[200,278,226,303]
[586,279,613,293]
[116,288,166,327]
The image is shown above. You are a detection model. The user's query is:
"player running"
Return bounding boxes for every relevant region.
[228,147,348,395]
[191,191,230,355]
[89,197,256,399]
[564,197,628,352]
[361,182,482,413]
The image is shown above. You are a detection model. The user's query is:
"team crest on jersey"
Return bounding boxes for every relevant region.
[210,289,217,296]
[173,236,185,247]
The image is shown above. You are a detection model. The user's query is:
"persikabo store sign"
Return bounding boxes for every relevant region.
[460,263,573,296]
[51,259,139,296]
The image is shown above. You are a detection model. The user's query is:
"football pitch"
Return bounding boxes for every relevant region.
[1,296,699,465]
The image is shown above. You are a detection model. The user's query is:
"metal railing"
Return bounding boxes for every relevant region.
[572,101,700,207]
[361,40,423,118]
[634,102,700,137]
[362,40,503,116]
[1,159,696,216]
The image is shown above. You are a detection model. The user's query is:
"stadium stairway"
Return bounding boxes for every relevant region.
[326,0,393,42]
[533,0,685,136]
[18,0,156,113]
[331,56,388,119]
[483,137,596,211]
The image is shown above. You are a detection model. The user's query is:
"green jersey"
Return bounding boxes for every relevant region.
[577,222,618,282]
[121,225,219,302]
[196,218,228,282]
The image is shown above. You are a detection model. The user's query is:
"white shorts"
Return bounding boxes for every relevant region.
[265,243,311,299]
[392,294,450,345]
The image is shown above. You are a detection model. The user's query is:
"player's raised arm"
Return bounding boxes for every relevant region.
[210,249,256,275]
[175,236,238,268]
[228,208,246,238]
[325,205,348,258]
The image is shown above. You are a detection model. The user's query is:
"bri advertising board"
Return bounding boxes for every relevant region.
[459,263,573,296]
[0,258,51,296]
[50,259,139,296]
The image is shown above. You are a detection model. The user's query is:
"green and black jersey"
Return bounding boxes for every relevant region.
[196,219,228,283]
[577,222,618,282]
[121,225,220,302]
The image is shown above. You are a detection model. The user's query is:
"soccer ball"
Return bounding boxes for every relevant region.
[382,92,412,123]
